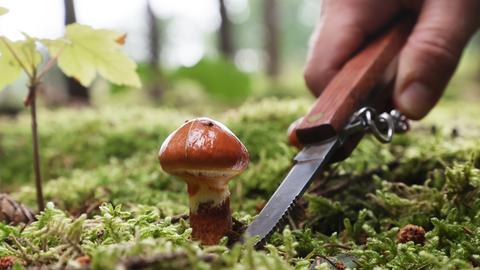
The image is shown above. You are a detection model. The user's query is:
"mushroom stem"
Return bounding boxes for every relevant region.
[187,183,232,245]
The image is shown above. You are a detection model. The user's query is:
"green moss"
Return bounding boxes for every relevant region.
[2,98,480,269]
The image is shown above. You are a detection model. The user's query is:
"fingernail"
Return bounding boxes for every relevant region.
[398,82,434,119]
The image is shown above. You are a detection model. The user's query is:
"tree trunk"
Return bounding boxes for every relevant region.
[64,0,89,105]
[218,0,234,59]
[147,1,163,100]
[264,0,280,78]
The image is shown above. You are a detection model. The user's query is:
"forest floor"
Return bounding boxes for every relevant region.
[1,98,480,269]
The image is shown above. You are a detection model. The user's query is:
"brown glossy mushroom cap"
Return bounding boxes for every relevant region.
[159,117,249,186]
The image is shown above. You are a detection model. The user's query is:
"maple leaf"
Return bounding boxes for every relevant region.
[43,24,141,88]
[0,7,8,15]
[0,41,21,90]
[0,37,42,90]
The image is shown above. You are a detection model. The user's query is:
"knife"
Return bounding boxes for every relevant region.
[244,15,414,247]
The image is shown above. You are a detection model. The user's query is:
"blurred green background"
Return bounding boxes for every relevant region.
[0,0,477,114]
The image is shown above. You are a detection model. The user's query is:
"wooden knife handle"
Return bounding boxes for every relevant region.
[296,15,414,144]
[330,79,397,162]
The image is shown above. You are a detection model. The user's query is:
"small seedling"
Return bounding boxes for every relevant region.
[0,9,140,211]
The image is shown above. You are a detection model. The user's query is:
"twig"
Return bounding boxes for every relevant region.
[322,243,352,250]
[310,255,337,270]
[23,84,35,107]
[37,45,65,80]
[37,57,57,80]
[463,226,474,235]
[28,81,44,212]
[287,214,298,230]
[83,200,103,216]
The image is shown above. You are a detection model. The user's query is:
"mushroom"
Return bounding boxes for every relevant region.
[159,117,249,245]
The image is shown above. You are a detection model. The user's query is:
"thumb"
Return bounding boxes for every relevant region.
[394,0,480,120]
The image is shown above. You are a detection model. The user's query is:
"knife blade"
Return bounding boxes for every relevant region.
[243,14,414,247]
[244,138,340,246]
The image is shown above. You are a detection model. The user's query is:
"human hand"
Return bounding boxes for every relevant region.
[304,0,480,120]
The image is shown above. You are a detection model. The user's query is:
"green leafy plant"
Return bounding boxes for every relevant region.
[0,8,140,211]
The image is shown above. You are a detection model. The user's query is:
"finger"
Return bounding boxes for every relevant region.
[304,0,401,96]
[394,0,480,119]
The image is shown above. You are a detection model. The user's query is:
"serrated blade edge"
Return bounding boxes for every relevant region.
[244,137,340,247]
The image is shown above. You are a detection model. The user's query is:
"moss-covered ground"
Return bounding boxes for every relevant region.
[1,98,480,269]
